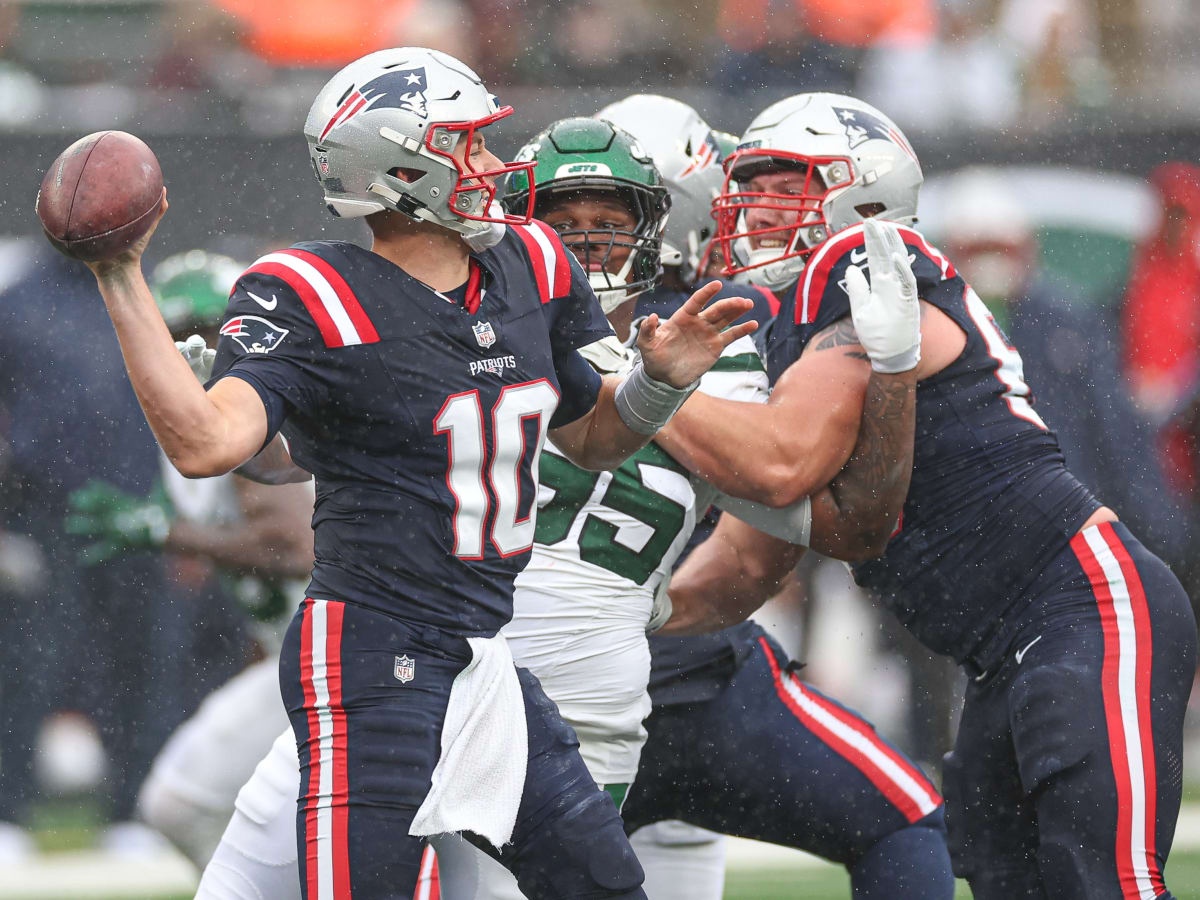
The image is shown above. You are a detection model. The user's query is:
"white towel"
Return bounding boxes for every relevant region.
[409,634,529,850]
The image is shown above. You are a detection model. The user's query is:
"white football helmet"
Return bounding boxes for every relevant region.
[597,94,724,285]
[303,47,535,240]
[715,93,923,290]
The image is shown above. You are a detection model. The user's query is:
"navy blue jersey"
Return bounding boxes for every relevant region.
[209,223,613,635]
[762,223,1100,665]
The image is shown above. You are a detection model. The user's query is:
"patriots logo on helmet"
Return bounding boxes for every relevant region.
[832,106,916,161]
[678,131,721,179]
[318,67,430,141]
[220,315,290,355]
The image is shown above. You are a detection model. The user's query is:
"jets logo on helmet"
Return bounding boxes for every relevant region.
[220,315,290,355]
[318,68,430,142]
[503,117,670,312]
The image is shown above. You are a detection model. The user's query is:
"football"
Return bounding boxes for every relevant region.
[36,130,164,262]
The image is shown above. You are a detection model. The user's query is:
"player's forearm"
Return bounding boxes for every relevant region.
[661,524,802,635]
[811,370,916,560]
[555,377,655,471]
[656,392,845,508]
[92,263,261,477]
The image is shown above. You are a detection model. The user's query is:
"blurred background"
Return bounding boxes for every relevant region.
[4,0,1200,896]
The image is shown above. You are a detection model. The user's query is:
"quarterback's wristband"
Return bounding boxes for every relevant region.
[613,361,698,435]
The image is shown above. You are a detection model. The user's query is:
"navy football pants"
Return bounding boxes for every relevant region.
[944,521,1196,899]
[623,632,955,898]
[279,598,646,900]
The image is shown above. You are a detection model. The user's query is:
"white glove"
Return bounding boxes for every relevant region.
[175,333,216,383]
[845,219,921,373]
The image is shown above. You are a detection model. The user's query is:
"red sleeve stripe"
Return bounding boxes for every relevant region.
[246,251,379,348]
[896,225,956,280]
[797,223,957,324]
[797,224,866,324]
[513,222,572,302]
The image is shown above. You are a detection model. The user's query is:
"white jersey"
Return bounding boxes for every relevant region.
[502,332,769,786]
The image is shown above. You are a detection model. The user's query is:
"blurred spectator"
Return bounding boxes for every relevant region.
[1121,162,1200,421]
[0,1,44,126]
[210,0,477,69]
[996,0,1111,114]
[861,0,1019,131]
[0,247,181,846]
[940,167,1188,564]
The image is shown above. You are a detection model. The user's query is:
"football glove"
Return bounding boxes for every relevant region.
[844,219,921,374]
[176,334,216,383]
[64,480,172,565]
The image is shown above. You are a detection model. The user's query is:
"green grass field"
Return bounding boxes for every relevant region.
[723,852,1200,899]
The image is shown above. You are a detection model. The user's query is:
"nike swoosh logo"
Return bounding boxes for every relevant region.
[247,291,278,311]
[849,248,868,264]
[1015,635,1042,665]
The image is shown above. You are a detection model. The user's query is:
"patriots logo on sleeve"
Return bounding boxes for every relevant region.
[220,315,290,355]
[832,107,915,159]
[318,67,429,141]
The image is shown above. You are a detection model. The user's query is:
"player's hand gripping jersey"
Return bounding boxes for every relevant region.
[763,223,1099,664]
[210,228,613,635]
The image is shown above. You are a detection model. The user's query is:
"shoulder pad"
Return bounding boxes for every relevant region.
[238,247,380,348]
[793,223,957,326]
[578,334,634,375]
[507,220,574,303]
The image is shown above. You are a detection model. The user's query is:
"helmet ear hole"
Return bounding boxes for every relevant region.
[390,167,426,185]
[855,202,886,219]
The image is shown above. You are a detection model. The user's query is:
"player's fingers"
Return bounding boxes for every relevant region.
[681,280,723,315]
[701,296,754,330]
[717,319,758,347]
[201,348,216,367]
[844,263,870,305]
[862,218,890,271]
[891,251,918,301]
[636,313,660,348]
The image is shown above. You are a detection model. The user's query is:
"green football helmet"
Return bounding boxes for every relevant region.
[504,117,670,311]
[151,250,245,334]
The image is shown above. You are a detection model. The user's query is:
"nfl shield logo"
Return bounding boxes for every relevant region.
[472,320,496,349]
[394,654,415,684]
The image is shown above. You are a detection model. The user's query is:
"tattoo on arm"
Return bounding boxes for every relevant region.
[826,373,916,549]
[810,318,870,361]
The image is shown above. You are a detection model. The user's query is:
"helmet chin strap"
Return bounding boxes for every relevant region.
[745,247,805,291]
[590,270,636,314]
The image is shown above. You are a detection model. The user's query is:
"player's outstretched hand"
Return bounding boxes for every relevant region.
[637,281,757,388]
[176,333,216,383]
[844,219,920,374]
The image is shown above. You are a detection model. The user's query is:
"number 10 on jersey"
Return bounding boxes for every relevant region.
[434,380,559,559]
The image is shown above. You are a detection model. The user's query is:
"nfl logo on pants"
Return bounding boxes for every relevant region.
[394,654,415,683]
